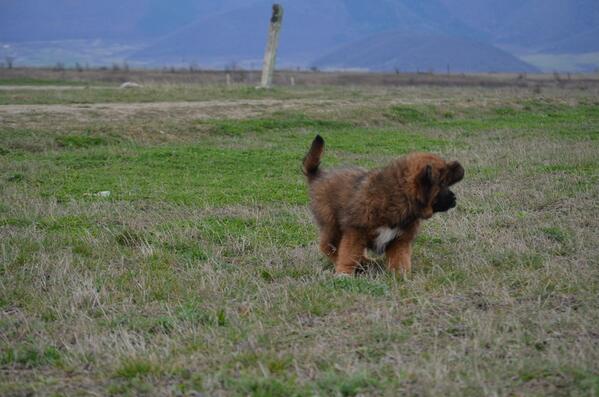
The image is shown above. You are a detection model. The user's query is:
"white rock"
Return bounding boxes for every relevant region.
[119,82,143,89]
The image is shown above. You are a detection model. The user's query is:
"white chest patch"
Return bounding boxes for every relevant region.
[374,227,401,254]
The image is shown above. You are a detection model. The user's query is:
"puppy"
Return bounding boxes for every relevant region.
[303,135,464,275]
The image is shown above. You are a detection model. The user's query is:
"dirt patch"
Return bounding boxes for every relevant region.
[0,98,355,122]
[0,85,109,91]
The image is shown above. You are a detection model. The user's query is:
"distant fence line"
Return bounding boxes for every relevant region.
[1,67,598,89]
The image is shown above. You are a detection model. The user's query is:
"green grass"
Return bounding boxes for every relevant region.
[5,123,446,205]
[435,101,599,140]
[379,100,599,141]
[205,114,353,136]
[115,358,160,379]
[1,80,598,396]
[55,134,111,148]
[385,105,432,123]
[35,145,310,205]
[1,345,62,368]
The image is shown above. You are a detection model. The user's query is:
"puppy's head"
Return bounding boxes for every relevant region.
[408,153,464,219]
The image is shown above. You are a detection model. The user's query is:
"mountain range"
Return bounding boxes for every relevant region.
[1,0,598,72]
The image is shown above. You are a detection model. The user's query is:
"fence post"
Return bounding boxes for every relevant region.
[260,4,284,88]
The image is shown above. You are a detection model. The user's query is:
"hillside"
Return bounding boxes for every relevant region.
[0,0,246,41]
[313,32,539,73]
[130,1,363,68]
[0,0,145,41]
[494,0,599,49]
[440,0,599,50]
[1,0,597,71]
[540,28,599,55]
[129,0,489,68]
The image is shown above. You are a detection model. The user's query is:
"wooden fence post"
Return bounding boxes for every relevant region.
[260,4,284,88]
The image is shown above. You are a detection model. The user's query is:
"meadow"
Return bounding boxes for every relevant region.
[1,70,598,396]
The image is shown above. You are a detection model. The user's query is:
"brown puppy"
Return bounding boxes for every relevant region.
[303,135,464,275]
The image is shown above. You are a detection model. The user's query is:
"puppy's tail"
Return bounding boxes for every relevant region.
[302,135,325,183]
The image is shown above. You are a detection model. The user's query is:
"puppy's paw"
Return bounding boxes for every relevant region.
[391,269,411,281]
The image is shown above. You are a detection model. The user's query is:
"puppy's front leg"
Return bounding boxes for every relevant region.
[335,229,365,275]
[386,239,413,274]
[385,222,419,274]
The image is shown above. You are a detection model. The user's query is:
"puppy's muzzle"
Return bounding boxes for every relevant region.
[433,190,456,213]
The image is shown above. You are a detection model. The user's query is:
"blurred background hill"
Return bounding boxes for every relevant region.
[1,0,598,72]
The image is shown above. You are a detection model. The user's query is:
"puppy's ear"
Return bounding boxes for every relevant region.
[446,161,464,185]
[417,164,433,203]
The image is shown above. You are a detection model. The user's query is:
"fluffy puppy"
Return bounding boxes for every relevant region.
[303,135,464,275]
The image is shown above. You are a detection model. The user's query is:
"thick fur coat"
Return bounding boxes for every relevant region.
[303,135,464,274]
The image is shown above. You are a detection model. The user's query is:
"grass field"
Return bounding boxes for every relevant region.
[1,73,598,396]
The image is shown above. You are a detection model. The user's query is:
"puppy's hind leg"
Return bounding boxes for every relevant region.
[319,226,340,262]
[335,228,366,275]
